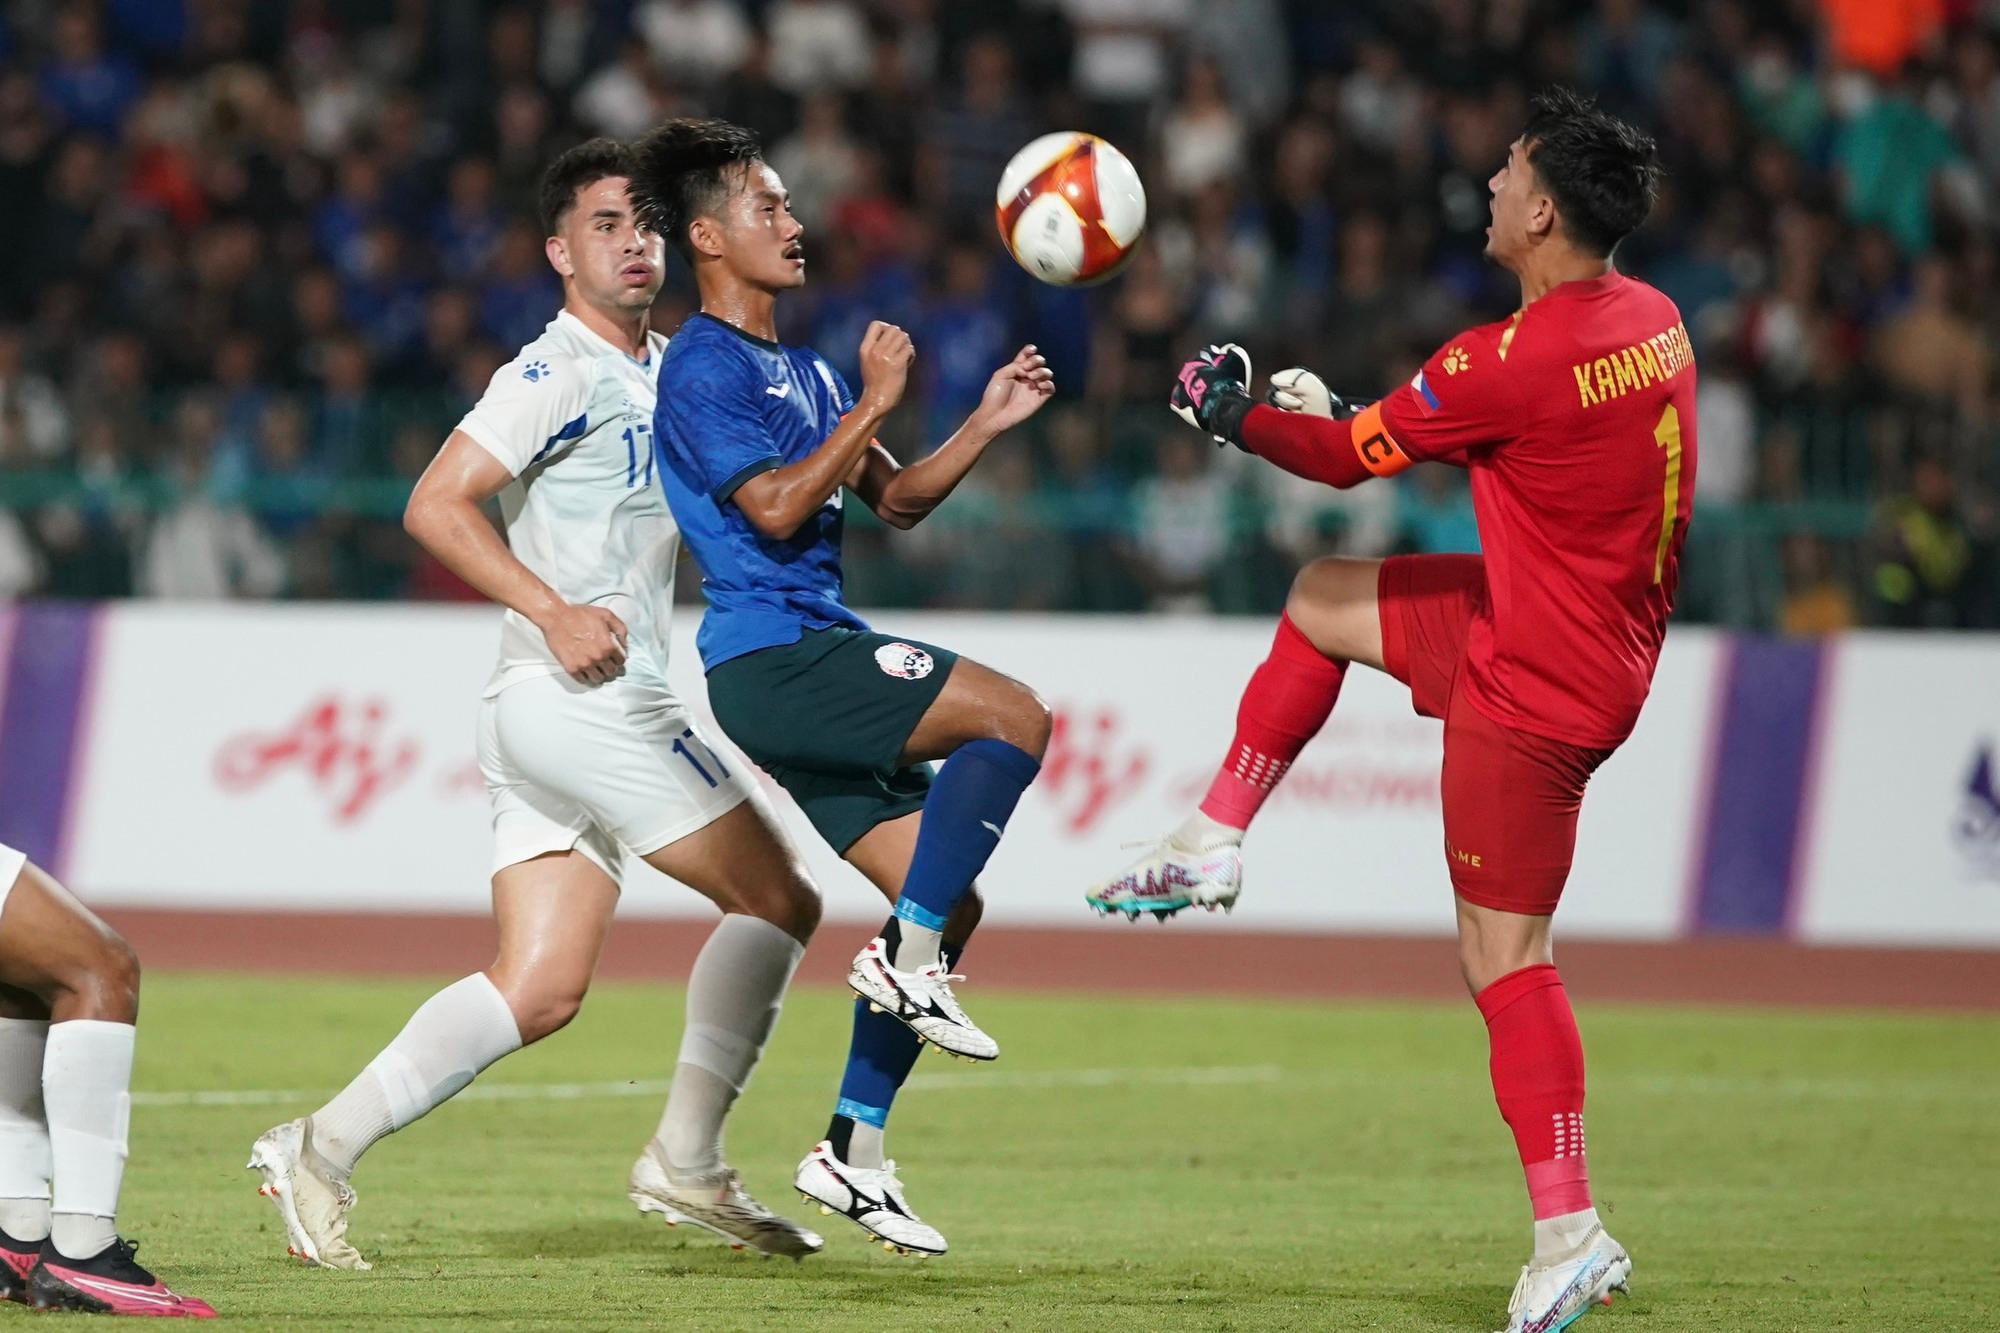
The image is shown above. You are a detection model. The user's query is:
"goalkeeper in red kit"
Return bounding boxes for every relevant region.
[1088,88,1691,1333]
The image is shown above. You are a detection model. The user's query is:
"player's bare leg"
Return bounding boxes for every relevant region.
[798,812,980,1256]
[1088,557,1382,917]
[842,657,1045,1064]
[626,794,824,1259]
[249,850,608,1270]
[1459,897,1630,1332]
[0,860,214,1316]
[258,798,822,1264]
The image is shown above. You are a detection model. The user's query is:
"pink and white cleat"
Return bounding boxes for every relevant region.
[1085,826,1244,919]
[0,1227,38,1303]
[28,1238,217,1318]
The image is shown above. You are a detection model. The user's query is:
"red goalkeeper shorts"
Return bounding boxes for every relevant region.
[1376,555,1614,916]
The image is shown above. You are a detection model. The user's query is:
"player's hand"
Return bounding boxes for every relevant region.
[972,345,1055,434]
[1169,343,1254,445]
[1268,367,1366,420]
[858,320,915,413]
[537,602,628,685]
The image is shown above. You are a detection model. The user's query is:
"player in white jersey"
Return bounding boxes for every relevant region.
[249,140,826,1267]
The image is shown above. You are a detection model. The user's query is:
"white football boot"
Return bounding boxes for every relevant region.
[1085,825,1243,919]
[846,937,998,1061]
[794,1140,946,1257]
[246,1118,371,1270]
[1499,1225,1632,1333]
[628,1139,823,1260]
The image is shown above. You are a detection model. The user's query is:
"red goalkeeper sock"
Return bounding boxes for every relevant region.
[1197,614,1344,830]
[1476,964,1593,1222]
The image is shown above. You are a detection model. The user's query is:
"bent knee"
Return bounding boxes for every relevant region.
[986,681,1052,759]
[63,931,140,1023]
[746,872,822,943]
[712,851,822,943]
[1011,687,1053,758]
[1285,557,1383,666]
[1285,557,1376,619]
[514,993,585,1045]
[498,979,588,1044]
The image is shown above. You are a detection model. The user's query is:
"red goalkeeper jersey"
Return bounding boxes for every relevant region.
[1362,271,1698,747]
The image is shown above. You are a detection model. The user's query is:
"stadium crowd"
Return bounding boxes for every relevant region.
[0,0,1994,627]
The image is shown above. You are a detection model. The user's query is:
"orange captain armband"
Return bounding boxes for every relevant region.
[1350,402,1414,477]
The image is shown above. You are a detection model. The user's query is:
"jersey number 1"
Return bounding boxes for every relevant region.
[1652,404,1683,585]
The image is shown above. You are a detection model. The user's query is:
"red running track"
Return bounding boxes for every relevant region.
[95,909,2000,1011]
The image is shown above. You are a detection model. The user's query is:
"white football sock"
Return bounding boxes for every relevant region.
[845,1121,886,1171]
[311,973,521,1177]
[0,1018,50,1243]
[657,915,803,1177]
[43,1020,133,1261]
[1534,1206,1603,1263]
[1173,808,1244,848]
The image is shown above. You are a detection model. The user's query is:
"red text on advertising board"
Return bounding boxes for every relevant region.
[215,697,421,823]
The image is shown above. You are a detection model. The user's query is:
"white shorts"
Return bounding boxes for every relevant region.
[477,673,750,878]
[0,841,23,919]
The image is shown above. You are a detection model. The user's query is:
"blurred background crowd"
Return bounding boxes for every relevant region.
[0,0,1994,628]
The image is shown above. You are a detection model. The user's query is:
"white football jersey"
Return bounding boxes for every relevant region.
[456,309,676,697]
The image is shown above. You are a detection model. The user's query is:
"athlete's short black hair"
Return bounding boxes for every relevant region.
[1521,87,1662,258]
[626,118,764,262]
[539,137,638,236]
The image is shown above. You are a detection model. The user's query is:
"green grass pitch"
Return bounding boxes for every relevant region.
[112,972,1996,1330]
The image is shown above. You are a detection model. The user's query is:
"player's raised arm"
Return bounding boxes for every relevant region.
[729,320,913,539]
[1169,344,1384,489]
[847,344,1054,529]
[404,433,628,685]
[1170,335,1514,489]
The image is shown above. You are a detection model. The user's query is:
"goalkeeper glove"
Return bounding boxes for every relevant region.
[1169,343,1255,445]
[1267,367,1367,419]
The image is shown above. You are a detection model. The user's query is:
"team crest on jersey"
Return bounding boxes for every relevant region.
[874,642,934,680]
[522,359,550,382]
[1442,346,1470,375]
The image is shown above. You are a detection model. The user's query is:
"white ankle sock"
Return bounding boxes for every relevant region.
[657,916,803,1176]
[888,920,943,971]
[311,973,522,1177]
[0,1018,50,1243]
[1173,809,1244,849]
[845,1122,885,1170]
[1534,1207,1601,1263]
[43,1020,133,1261]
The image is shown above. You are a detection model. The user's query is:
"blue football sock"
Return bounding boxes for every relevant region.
[888,739,1040,968]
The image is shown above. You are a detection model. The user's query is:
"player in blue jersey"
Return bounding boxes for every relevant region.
[630,119,1054,1257]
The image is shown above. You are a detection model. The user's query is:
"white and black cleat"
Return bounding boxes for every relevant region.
[794,1140,945,1257]
[847,938,998,1062]
[629,1140,823,1260]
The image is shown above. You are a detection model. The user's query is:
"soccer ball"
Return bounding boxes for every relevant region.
[995,132,1146,286]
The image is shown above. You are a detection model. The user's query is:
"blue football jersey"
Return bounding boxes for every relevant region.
[653,313,870,671]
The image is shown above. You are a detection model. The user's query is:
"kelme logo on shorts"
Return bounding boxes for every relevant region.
[874,643,934,680]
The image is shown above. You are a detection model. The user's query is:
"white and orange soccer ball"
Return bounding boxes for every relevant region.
[995,132,1146,286]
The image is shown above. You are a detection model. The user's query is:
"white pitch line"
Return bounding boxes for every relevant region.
[129,1064,1286,1110]
[130,1063,1983,1111]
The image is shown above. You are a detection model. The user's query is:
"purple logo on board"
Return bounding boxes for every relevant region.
[1955,741,2000,880]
